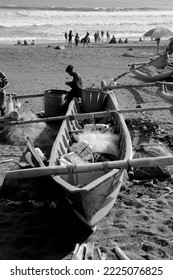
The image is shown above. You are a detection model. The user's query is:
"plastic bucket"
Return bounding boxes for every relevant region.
[44,89,67,117]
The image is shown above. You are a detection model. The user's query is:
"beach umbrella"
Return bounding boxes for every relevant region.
[143,27,173,54]
[143,27,173,38]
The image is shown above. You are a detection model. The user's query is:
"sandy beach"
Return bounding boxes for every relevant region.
[0,39,173,260]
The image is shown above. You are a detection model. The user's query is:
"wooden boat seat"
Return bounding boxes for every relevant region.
[81,88,108,113]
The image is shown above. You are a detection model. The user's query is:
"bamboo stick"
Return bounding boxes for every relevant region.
[5,155,173,180]
[0,110,112,127]
[113,242,130,260]
[113,82,156,88]
[71,243,80,260]
[6,93,44,99]
[73,244,86,260]
[0,105,172,127]
[5,83,158,101]
[156,81,173,86]
[128,62,147,66]
[119,105,172,113]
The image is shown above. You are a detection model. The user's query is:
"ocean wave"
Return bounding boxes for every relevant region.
[0,5,162,12]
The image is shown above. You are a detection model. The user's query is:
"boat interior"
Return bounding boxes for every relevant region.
[49,89,131,187]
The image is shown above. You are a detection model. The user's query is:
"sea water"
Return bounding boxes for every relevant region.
[0,0,173,44]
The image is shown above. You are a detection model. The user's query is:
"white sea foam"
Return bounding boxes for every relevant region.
[0,0,173,43]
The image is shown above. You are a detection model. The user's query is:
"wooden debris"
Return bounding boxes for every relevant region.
[72,242,106,260]
[85,242,95,260]
[113,242,130,260]
[96,247,107,260]
[71,243,86,260]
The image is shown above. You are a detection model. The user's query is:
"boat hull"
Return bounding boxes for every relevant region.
[49,90,132,227]
[130,53,173,82]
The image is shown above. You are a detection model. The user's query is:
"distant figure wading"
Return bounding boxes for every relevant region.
[82,32,90,47]
[68,30,73,47]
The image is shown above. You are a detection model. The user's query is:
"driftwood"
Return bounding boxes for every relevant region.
[5,155,173,180]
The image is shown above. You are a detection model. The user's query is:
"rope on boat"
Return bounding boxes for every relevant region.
[114,71,130,81]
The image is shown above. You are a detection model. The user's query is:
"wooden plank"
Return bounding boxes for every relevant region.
[5,155,173,180]
[71,243,80,260]
[72,244,86,260]
[27,137,45,167]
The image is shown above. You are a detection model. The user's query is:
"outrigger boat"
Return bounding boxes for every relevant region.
[130,53,173,82]
[156,82,173,104]
[4,88,173,228]
[48,88,133,228]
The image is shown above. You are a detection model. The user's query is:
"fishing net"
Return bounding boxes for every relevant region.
[133,143,173,180]
[1,112,57,147]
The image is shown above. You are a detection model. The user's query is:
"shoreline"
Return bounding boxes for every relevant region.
[0,37,170,48]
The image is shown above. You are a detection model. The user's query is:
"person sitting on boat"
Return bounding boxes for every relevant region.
[65,65,83,104]
[0,71,9,116]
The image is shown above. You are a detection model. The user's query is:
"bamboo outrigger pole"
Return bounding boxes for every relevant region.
[6,93,44,99]
[6,82,159,100]
[5,155,173,180]
[0,105,173,127]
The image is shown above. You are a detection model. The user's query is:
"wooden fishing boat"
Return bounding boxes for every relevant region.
[156,82,173,104]
[130,53,173,82]
[48,88,133,228]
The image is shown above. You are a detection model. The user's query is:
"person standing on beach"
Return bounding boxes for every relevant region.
[83,32,90,47]
[156,38,161,54]
[106,31,110,43]
[68,30,73,47]
[74,33,80,48]
[65,65,83,104]
[101,30,104,42]
[64,32,68,44]
[0,71,9,116]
